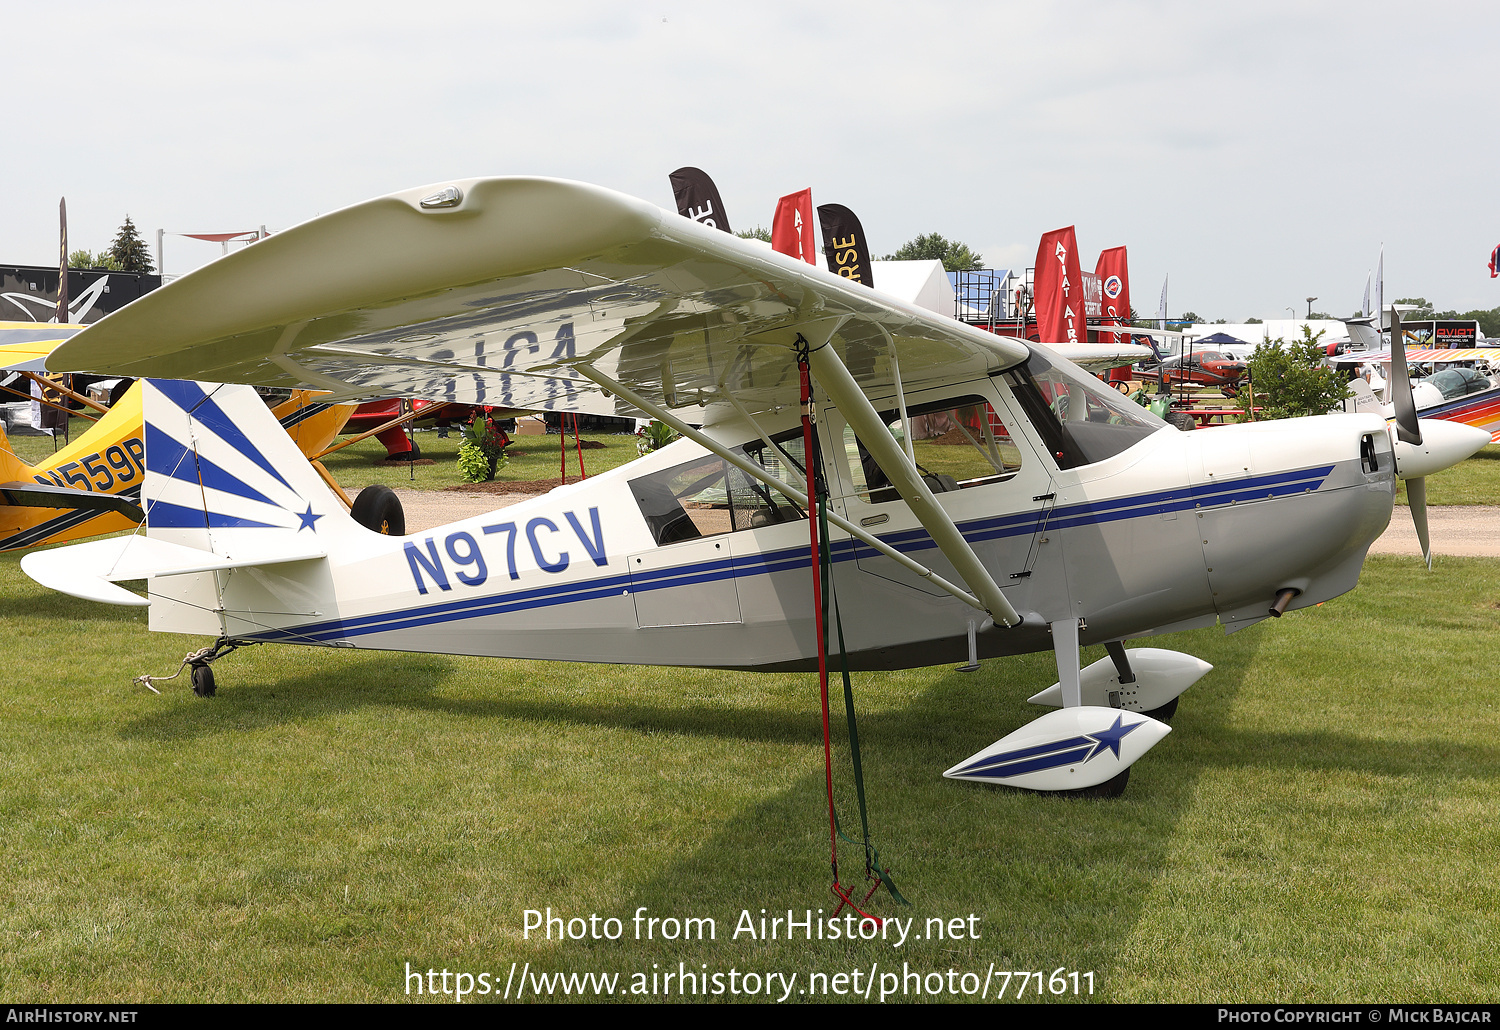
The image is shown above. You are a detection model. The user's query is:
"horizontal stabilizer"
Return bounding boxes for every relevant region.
[0,481,144,521]
[21,534,326,607]
[944,706,1170,791]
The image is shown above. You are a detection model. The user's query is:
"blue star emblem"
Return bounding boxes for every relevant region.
[1083,714,1141,762]
[296,504,324,533]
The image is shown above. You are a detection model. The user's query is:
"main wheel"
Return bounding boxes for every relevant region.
[1141,696,1179,723]
[1065,768,1129,798]
[190,663,216,697]
[351,485,406,536]
[1167,411,1197,432]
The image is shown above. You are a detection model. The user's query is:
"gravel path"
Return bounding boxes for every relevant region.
[394,489,1500,557]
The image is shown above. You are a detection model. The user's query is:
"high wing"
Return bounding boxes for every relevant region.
[1,322,84,373]
[1050,342,1153,371]
[48,178,1031,419]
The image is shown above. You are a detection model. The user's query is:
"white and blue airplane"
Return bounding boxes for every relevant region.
[21,177,1489,796]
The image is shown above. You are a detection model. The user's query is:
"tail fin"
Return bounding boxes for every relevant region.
[142,379,360,553]
[1134,332,1165,362]
[0,421,27,483]
[23,380,345,616]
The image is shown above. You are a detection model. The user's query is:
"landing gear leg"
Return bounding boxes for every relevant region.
[1104,641,1135,710]
[1051,617,1081,707]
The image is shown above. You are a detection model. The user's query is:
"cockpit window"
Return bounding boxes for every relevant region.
[1427,367,1490,400]
[629,431,808,545]
[1003,349,1166,470]
[844,395,1024,503]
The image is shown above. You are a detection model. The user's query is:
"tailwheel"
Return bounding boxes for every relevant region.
[190,663,216,697]
[136,637,256,695]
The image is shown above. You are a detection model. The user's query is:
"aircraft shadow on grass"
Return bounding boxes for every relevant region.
[597,631,1264,976]
[117,654,459,742]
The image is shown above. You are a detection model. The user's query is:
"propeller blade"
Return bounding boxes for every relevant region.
[1389,308,1422,446]
[1407,475,1432,570]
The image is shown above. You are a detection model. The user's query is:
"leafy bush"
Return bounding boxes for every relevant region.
[456,442,494,483]
[635,419,680,455]
[1240,326,1351,421]
[455,415,510,482]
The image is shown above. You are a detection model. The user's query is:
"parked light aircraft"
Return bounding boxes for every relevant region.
[23,177,1489,796]
[1336,347,1500,445]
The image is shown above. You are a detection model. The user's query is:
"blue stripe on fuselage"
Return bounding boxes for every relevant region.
[242,464,1338,644]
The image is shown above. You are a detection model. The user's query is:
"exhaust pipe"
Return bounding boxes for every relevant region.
[1268,588,1300,618]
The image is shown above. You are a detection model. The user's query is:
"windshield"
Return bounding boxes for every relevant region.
[1003,349,1167,470]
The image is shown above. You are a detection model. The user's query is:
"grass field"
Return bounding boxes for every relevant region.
[3,415,646,496]
[319,423,646,495]
[2,548,1497,1003]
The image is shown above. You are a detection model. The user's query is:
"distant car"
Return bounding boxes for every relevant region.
[1135,350,1249,396]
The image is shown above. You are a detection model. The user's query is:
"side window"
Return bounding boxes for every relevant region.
[629,432,808,546]
[845,395,1023,504]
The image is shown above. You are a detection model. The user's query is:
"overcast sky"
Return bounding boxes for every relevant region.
[6,1,1497,321]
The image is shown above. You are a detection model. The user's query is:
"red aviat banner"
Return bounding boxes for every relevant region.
[771,189,817,265]
[1033,226,1084,344]
[1095,245,1131,346]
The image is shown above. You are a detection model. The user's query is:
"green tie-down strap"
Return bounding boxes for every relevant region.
[818,491,909,908]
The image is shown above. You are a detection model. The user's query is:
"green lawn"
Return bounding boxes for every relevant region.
[2,552,1497,1002]
[319,425,646,495]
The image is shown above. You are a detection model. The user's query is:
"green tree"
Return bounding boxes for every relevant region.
[1180,311,1202,323]
[108,216,154,273]
[1245,317,1263,324]
[735,226,771,243]
[67,249,122,270]
[1393,297,1434,319]
[1459,307,1500,338]
[1240,326,1350,421]
[882,232,983,271]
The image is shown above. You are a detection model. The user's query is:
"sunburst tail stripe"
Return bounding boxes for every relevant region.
[144,422,198,480]
[150,380,295,493]
[145,422,280,508]
[145,499,280,531]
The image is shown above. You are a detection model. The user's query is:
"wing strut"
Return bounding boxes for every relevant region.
[570,363,993,615]
[801,334,1021,628]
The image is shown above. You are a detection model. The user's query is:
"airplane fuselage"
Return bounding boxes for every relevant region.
[149,374,1397,673]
